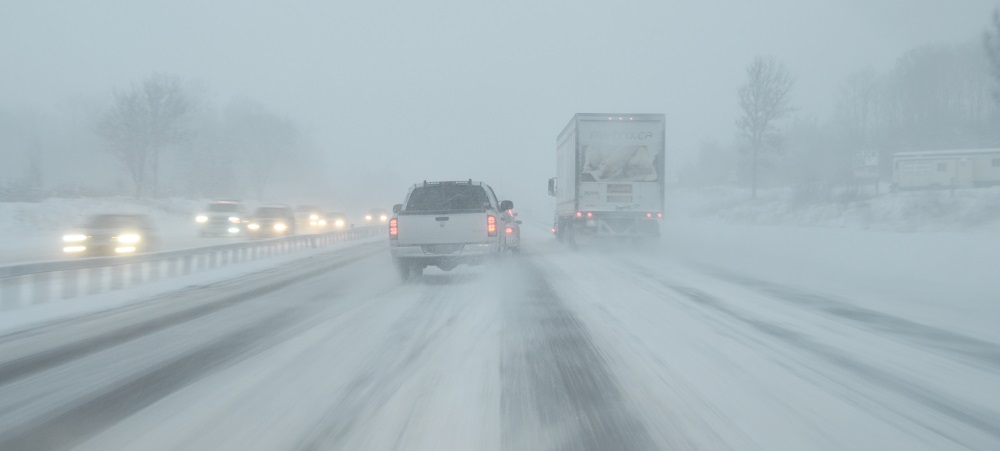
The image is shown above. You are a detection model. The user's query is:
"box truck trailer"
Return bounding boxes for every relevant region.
[548,113,666,245]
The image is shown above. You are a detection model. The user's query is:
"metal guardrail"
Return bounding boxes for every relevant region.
[0,226,385,311]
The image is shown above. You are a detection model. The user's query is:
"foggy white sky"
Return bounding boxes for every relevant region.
[1,0,995,212]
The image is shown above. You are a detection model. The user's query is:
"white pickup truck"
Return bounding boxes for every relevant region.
[389,180,514,279]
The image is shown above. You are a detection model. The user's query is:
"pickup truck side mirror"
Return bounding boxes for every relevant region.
[515,220,522,225]
[499,200,513,211]
[392,204,402,214]
[547,177,557,196]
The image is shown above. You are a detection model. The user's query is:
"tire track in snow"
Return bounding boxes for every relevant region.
[618,263,1000,447]
[700,267,1000,371]
[500,261,656,451]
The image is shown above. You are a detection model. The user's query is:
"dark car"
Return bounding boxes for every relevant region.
[246,205,296,238]
[62,214,159,257]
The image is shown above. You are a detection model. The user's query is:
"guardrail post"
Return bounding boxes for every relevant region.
[1,277,20,310]
[110,265,124,291]
[148,260,161,282]
[87,266,103,295]
[182,255,193,275]
[62,269,80,299]
[32,272,50,304]
[130,262,143,286]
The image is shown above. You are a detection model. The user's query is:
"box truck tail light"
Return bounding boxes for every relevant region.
[487,215,497,236]
[389,218,398,239]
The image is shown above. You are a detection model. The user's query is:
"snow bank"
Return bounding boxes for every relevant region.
[671,185,1000,232]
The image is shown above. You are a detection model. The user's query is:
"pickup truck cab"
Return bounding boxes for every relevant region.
[389,180,513,279]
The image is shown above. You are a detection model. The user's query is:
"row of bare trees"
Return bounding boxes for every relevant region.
[689,9,1000,199]
[93,73,301,200]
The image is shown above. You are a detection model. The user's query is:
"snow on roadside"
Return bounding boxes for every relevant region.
[0,237,386,336]
[671,185,1000,232]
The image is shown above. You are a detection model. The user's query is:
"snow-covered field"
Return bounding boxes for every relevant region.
[0,215,996,450]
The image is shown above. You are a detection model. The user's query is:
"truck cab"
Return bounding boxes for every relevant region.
[389,180,513,279]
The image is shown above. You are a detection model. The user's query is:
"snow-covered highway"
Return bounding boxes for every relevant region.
[0,224,996,451]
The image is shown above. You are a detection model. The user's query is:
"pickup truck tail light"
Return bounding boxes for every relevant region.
[389,218,398,239]
[487,215,497,237]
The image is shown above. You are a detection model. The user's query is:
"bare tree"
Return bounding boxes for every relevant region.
[96,73,192,198]
[986,8,1000,104]
[223,100,298,202]
[737,55,795,199]
[96,88,149,198]
[836,68,881,147]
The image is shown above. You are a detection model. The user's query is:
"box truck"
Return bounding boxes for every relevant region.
[548,113,665,245]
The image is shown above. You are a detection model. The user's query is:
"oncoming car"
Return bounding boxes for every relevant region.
[62,214,159,256]
[363,208,390,224]
[326,211,349,230]
[245,205,296,238]
[194,200,247,237]
[294,205,327,232]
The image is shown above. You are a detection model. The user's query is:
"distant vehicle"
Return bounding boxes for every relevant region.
[194,200,248,237]
[294,205,327,232]
[548,113,665,245]
[503,209,522,253]
[63,214,159,256]
[326,211,349,230]
[363,208,390,224]
[389,180,513,279]
[246,205,295,238]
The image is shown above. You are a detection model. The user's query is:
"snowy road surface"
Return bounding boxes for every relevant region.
[0,226,997,450]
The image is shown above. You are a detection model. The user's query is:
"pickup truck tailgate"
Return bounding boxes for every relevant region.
[396,213,489,245]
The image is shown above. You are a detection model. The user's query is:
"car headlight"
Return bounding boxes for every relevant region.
[274,223,287,232]
[63,234,87,242]
[116,233,141,244]
[309,214,318,220]
[319,219,327,226]
[247,223,260,230]
[379,215,388,222]
[335,219,344,227]
[365,215,373,221]
[228,216,241,224]
[195,215,208,223]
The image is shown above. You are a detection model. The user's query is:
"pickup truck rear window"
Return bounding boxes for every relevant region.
[406,185,489,212]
